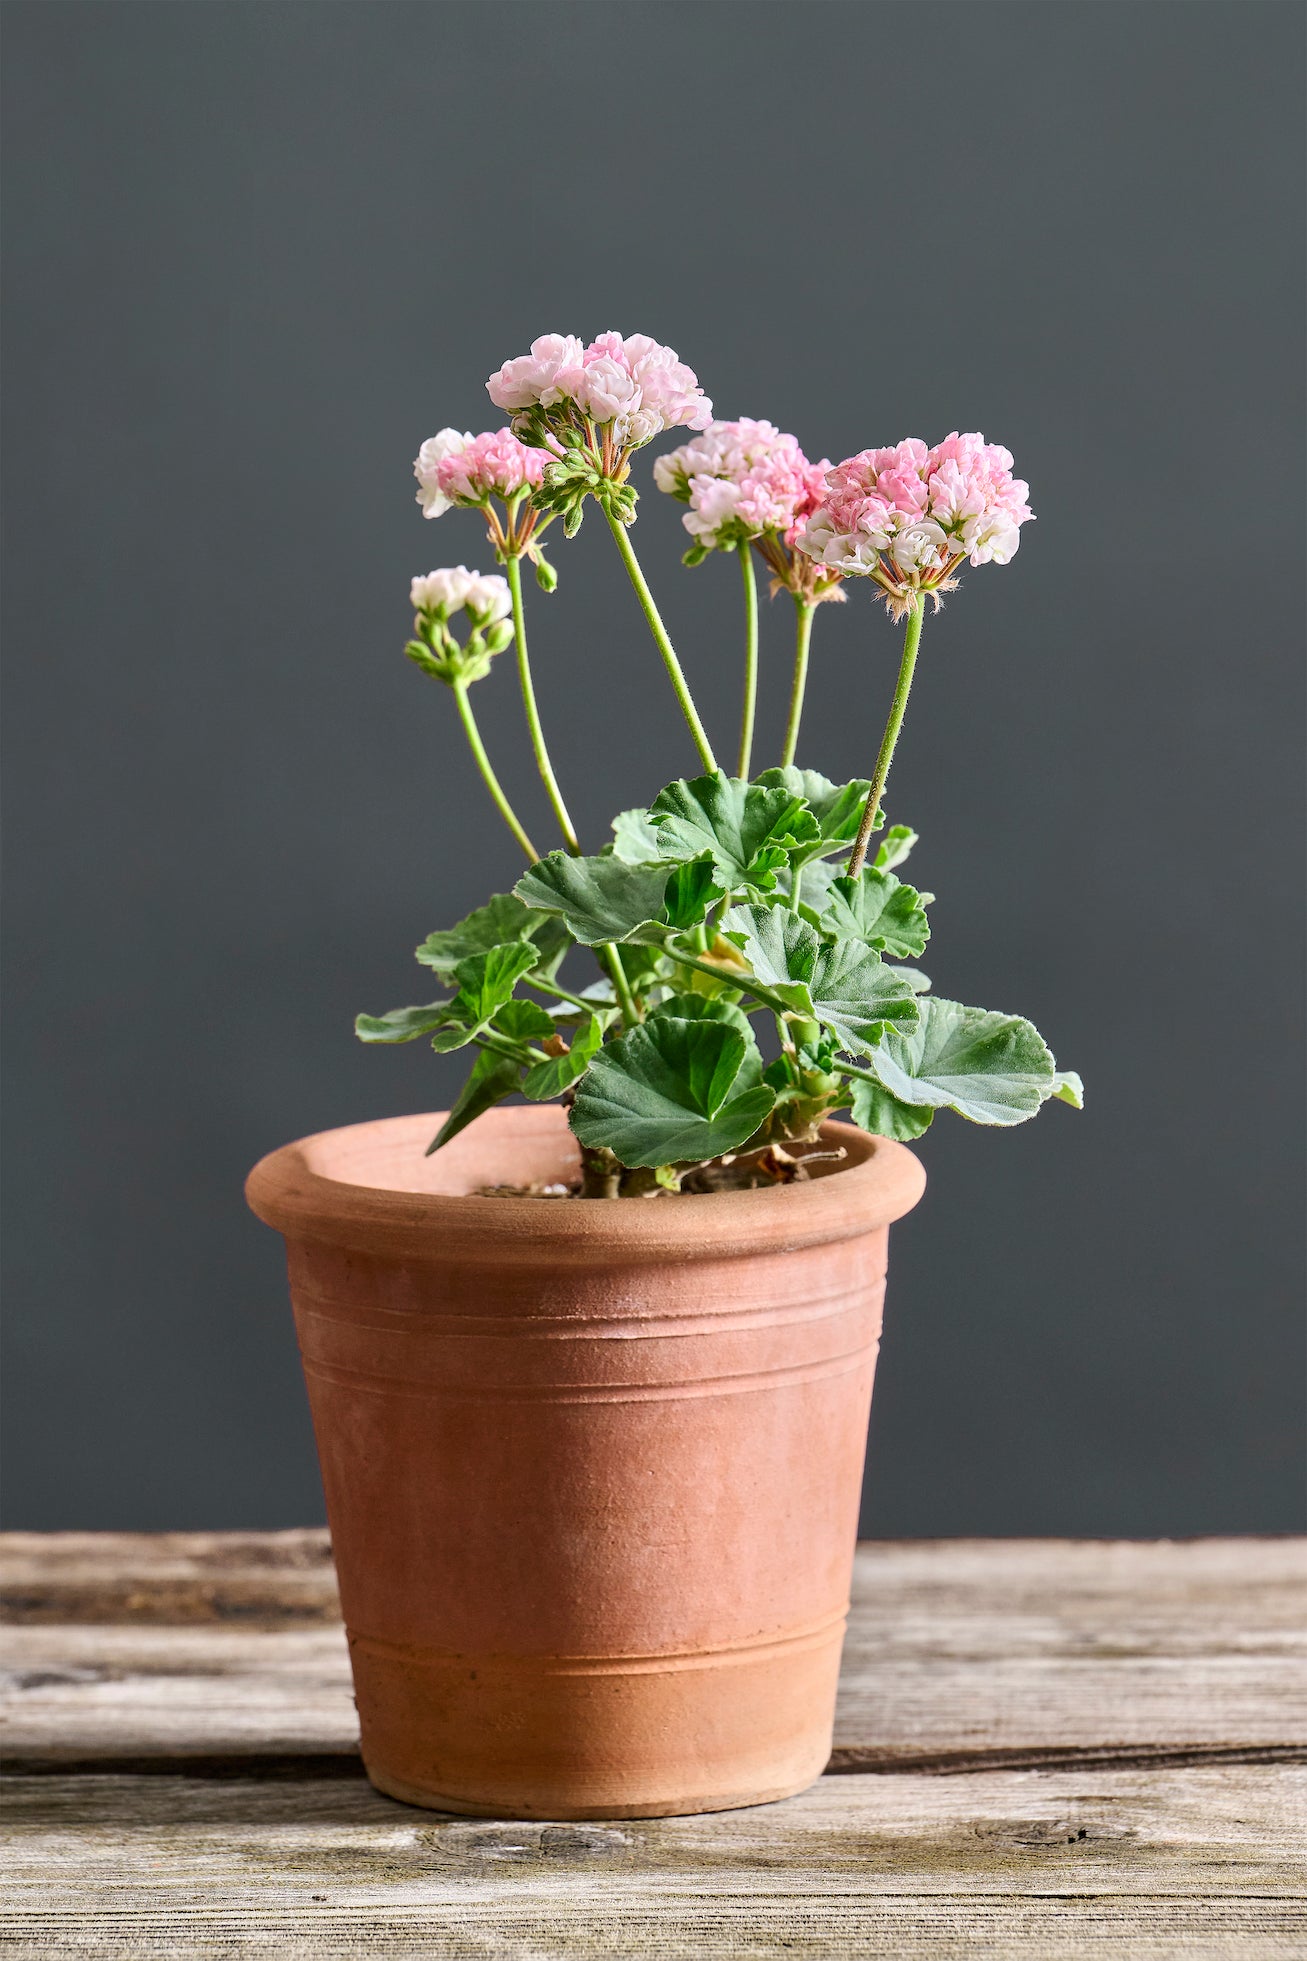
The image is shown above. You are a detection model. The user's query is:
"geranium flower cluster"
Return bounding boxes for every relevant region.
[414,428,558,574]
[487,332,712,453]
[797,435,1034,614]
[414,428,551,519]
[654,419,843,604]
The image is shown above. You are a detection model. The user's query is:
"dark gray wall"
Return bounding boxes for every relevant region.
[4,0,1303,1534]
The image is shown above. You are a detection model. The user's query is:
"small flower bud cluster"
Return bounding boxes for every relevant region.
[407,567,513,687]
[487,333,712,452]
[414,429,551,520]
[796,435,1033,613]
[655,419,844,604]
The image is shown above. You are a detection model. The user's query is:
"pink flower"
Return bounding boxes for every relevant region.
[796,434,1034,605]
[484,331,712,450]
[657,419,830,548]
[653,418,840,602]
[486,335,585,413]
[416,428,550,516]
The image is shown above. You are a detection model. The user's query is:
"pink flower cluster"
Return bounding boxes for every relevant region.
[486,333,712,450]
[415,427,550,519]
[797,436,1033,593]
[654,419,830,551]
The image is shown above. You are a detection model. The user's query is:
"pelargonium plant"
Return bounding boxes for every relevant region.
[360,331,1082,1196]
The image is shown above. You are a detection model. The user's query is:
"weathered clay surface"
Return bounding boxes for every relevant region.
[245,1108,924,1818]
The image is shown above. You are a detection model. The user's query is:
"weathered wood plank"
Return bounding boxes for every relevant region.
[0,1530,339,1625]
[5,1899,1305,1961]
[3,1768,1305,1957]
[4,1539,1304,1767]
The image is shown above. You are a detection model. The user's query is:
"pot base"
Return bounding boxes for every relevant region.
[365,1762,829,1821]
[348,1613,845,1822]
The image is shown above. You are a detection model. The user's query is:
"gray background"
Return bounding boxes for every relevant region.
[4,0,1303,1534]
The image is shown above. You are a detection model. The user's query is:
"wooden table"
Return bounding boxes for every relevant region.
[2,1534,1304,1957]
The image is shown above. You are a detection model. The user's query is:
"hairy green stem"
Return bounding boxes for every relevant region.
[836,1059,887,1088]
[478,1027,551,1067]
[780,599,815,768]
[451,679,539,864]
[506,554,579,853]
[789,863,804,914]
[847,594,925,877]
[664,941,794,1020]
[736,543,759,779]
[603,506,718,774]
[529,975,600,1014]
[601,943,642,1026]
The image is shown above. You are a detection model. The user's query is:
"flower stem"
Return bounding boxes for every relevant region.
[846,594,925,877]
[781,600,815,768]
[451,678,539,864]
[736,543,759,779]
[601,944,642,1026]
[603,505,718,774]
[506,554,579,853]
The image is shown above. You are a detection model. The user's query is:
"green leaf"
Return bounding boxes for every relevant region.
[650,771,820,892]
[494,998,557,1043]
[866,997,1057,1125]
[1051,1069,1085,1109]
[662,856,725,930]
[874,824,918,872]
[431,942,540,1052]
[803,937,924,1055]
[611,808,667,864]
[848,1078,935,1141]
[515,853,673,946]
[721,903,821,1014]
[522,1014,603,1101]
[426,1049,523,1155]
[722,903,921,1055]
[453,942,540,1022]
[819,868,931,959]
[893,966,933,994]
[570,1017,776,1168]
[648,992,755,1037]
[355,1000,453,1044]
[753,768,876,862]
[416,893,569,980]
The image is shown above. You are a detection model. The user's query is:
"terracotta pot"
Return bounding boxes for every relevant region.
[246,1106,924,1818]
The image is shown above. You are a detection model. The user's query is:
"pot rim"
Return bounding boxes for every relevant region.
[246,1106,925,1266]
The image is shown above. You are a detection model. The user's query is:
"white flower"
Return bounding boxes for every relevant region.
[795,513,883,574]
[462,572,511,625]
[414,429,472,518]
[957,511,1022,565]
[411,566,475,616]
[890,521,950,575]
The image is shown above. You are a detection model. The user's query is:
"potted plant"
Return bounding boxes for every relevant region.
[247,331,1081,1819]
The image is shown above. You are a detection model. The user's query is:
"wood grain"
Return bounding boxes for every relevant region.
[2,1534,1304,1957]
[4,1768,1305,1956]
